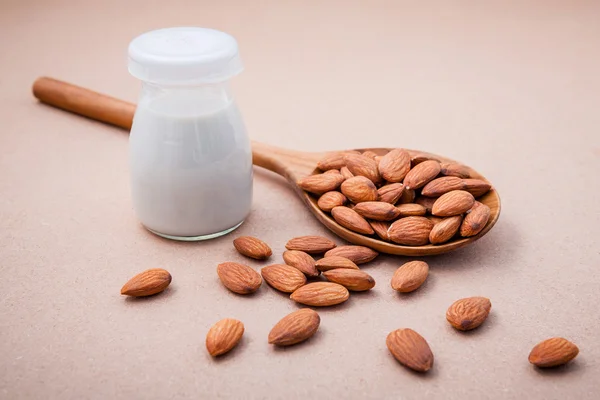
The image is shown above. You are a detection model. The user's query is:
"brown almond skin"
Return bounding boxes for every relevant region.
[377,183,405,204]
[460,201,491,237]
[323,269,375,291]
[432,190,475,217]
[421,176,466,197]
[410,152,440,166]
[317,152,352,171]
[463,179,492,197]
[282,250,319,277]
[315,256,360,272]
[429,215,463,244]
[391,261,429,292]
[386,328,434,372]
[323,169,341,175]
[331,206,375,235]
[403,160,441,190]
[388,217,434,246]
[362,150,379,160]
[414,196,437,213]
[297,173,344,195]
[353,201,401,221]
[324,246,379,264]
[290,282,350,306]
[397,188,416,204]
[121,268,172,297]
[206,318,244,357]
[285,236,337,254]
[233,236,272,260]
[344,153,382,184]
[217,262,262,294]
[340,166,354,180]
[369,220,391,241]
[446,297,492,331]
[378,148,411,183]
[317,191,347,212]
[529,338,579,368]
[396,203,427,217]
[261,264,307,293]
[440,162,471,178]
[268,309,321,346]
[340,176,379,203]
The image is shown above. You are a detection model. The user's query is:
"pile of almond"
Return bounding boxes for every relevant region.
[298,149,493,245]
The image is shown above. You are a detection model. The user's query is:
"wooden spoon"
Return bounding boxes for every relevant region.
[32,77,500,256]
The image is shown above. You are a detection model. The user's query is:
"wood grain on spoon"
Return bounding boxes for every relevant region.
[32,77,501,256]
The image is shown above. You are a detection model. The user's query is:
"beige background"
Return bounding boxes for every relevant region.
[1,0,600,399]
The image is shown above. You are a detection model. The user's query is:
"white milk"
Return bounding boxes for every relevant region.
[129,92,253,239]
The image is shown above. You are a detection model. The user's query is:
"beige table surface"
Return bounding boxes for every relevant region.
[1,0,600,399]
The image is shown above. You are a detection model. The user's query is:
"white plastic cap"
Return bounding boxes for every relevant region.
[128,27,243,85]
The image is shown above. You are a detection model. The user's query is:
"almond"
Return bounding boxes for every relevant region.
[378,148,411,182]
[403,160,441,189]
[261,264,307,293]
[388,217,434,246]
[340,176,378,203]
[391,261,429,292]
[362,150,379,160]
[344,154,382,184]
[377,183,405,204]
[353,201,401,221]
[233,236,272,260]
[282,250,319,277]
[323,269,375,291]
[427,216,444,224]
[317,191,347,212]
[317,152,351,171]
[120,268,172,297]
[432,190,475,217]
[414,196,437,213]
[324,245,379,264]
[386,328,434,372]
[205,318,244,357]
[285,236,337,254]
[397,188,416,204]
[331,206,375,235]
[315,256,360,272]
[340,166,354,180]
[396,203,427,217]
[369,220,391,241]
[324,169,341,175]
[290,282,350,306]
[297,173,344,195]
[528,338,579,368]
[217,262,262,294]
[429,215,462,244]
[410,152,440,166]
[268,309,321,346]
[463,179,492,197]
[460,202,491,237]
[421,176,466,197]
[440,162,471,178]
[446,296,492,331]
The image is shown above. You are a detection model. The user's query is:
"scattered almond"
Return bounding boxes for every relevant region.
[440,162,471,178]
[391,261,429,292]
[386,328,434,372]
[233,236,272,260]
[403,160,441,189]
[285,236,337,254]
[282,250,319,277]
[261,264,307,293]
[315,256,360,272]
[324,245,379,264]
[121,268,172,297]
[268,309,321,346]
[377,183,405,204]
[460,201,491,237]
[528,338,579,368]
[463,179,492,197]
[429,215,462,244]
[317,191,347,212]
[446,296,492,331]
[362,150,379,160]
[290,282,350,306]
[297,173,344,195]
[340,176,379,203]
[369,220,391,241]
[340,166,354,180]
[396,203,427,217]
[317,152,351,171]
[206,318,244,357]
[410,152,439,166]
[414,196,437,213]
[323,269,375,291]
[432,190,475,217]
[388,217,434,246]
[421,176,465,197]
[217,262,262,295]
[353,201,401,221]
[378,148,411,182]
[324,169,341,175]
[331,206,374,235]
[344,153,382,184]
